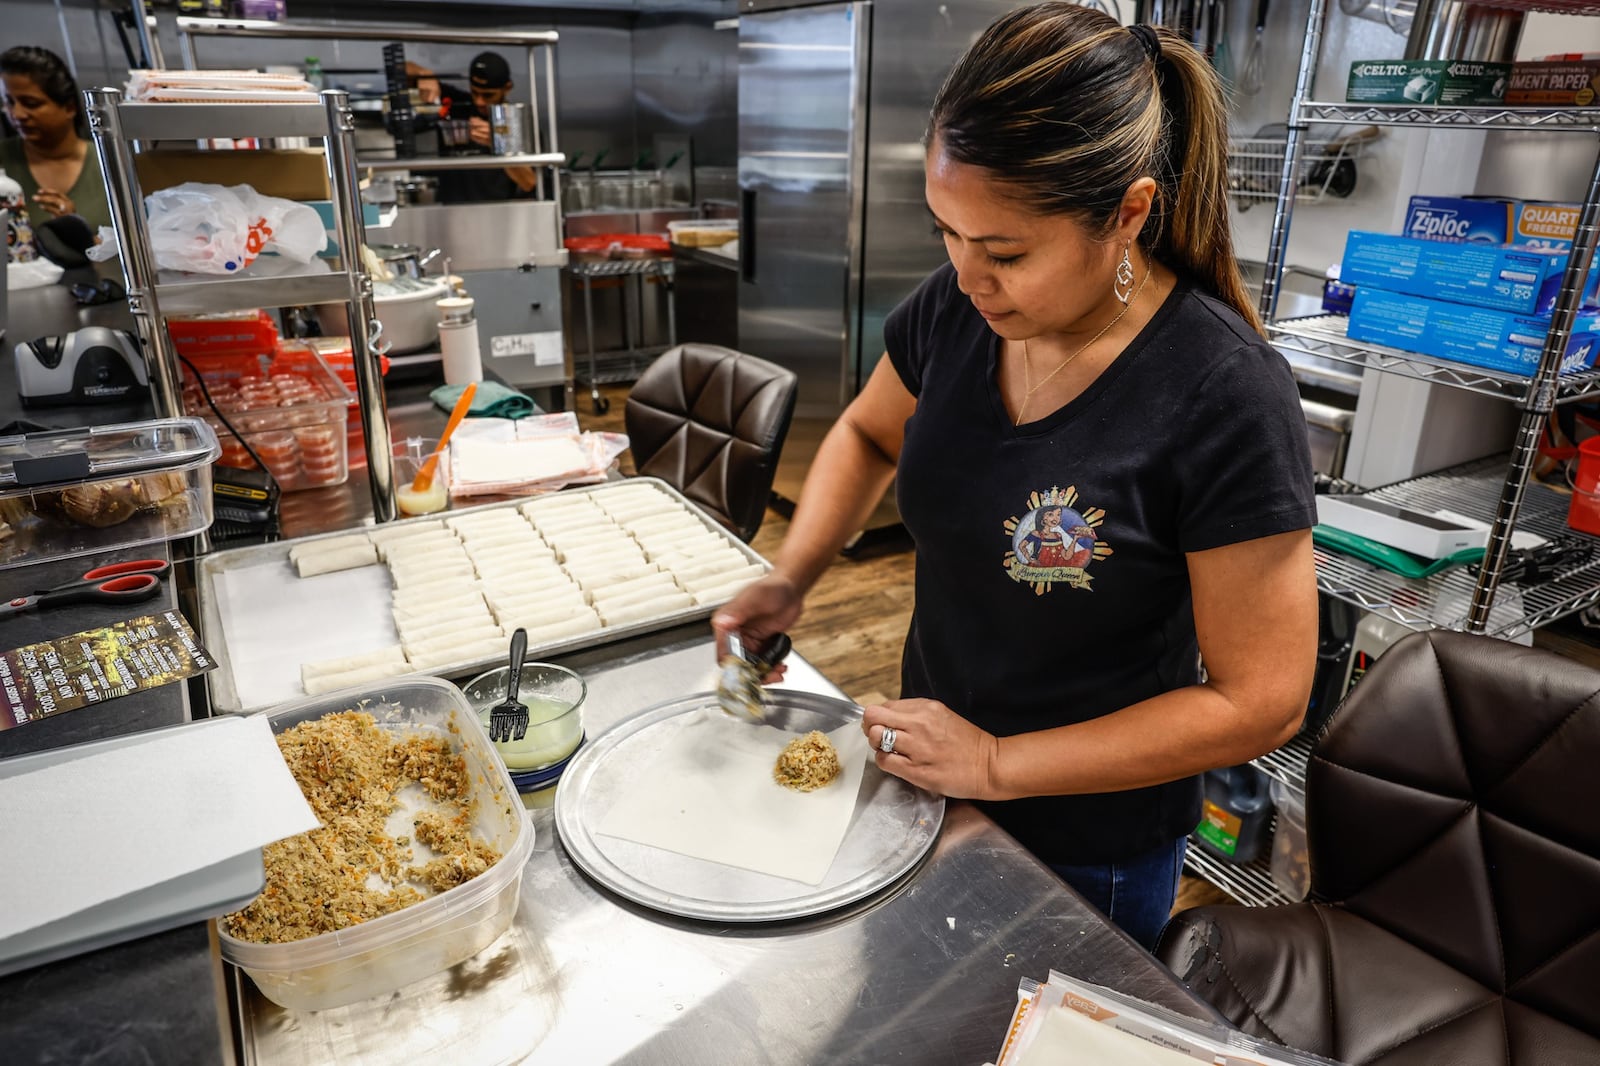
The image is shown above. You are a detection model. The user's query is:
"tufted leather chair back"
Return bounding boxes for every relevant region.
[1307,629,1600,1035]
[1157,630,1600,1065]
[624,344,797,542]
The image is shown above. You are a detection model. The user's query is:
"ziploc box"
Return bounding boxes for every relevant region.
[1403,196,1514,244]
[1339,231,1600,314]
[1347,287,1600,376]
[1403,196,1580,250]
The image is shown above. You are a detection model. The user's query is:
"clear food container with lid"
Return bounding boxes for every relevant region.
[180,346,352,492]
[217,675,534,1011]
[0,416,220,570]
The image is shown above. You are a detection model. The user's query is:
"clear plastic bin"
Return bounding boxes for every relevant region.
[1269,778,1312,902]
[0,417,220,571]
[666,218,738,248]
[180,347,352,492]
[217,676,534,1011]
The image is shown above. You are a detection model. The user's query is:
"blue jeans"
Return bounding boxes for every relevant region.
[1049,837,1187,952]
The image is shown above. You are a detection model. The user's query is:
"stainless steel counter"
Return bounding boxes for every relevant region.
[232,624,1215,1066]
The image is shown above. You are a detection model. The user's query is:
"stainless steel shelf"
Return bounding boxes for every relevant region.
[1315,457,1600,638]
[175,16,559,46]
[1297,101,1600,132]
[357,153,566,173]
[566,258,676,278]
[116,101,328,142]
[574,346,672,387]
[1268,315,1600,405]
[1251,733,1315,796]
[1184,828,1287,907]
[156,272,350,315]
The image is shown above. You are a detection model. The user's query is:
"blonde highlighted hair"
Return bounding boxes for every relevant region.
[930,4,1257,333]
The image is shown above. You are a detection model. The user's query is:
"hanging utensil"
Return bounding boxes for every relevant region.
[1214,0,1235,88]
[1240,0,1269,95]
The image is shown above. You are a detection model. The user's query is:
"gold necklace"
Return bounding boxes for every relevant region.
[1015,262,1151,427]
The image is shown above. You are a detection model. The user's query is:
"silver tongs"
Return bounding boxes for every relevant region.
[716,632,792,721]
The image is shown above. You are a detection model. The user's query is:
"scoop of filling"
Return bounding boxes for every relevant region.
[773,730,841,792]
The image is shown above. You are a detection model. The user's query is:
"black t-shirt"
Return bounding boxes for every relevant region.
[426,85,524,205]
[884,263,1316,865]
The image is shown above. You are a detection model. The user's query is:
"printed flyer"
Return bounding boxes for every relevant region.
[0,611,216,729]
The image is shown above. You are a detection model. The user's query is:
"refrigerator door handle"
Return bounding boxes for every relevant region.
[740,187,757,284]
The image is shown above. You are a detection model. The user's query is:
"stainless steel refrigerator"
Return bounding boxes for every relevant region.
[736,0,1016,530]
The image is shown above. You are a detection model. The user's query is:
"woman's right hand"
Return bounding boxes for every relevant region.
[32,188,73,217]
[711,572,804,681]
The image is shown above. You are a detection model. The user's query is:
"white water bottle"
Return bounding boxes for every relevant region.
[437,295,483,386]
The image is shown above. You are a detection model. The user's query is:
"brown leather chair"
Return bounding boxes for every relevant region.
[624,343,797,542]
[1157,630,1600,1066]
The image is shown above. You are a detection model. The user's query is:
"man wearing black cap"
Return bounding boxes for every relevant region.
[409,51,535,204]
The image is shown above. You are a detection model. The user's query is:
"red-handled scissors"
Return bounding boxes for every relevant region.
[0,559,171,618]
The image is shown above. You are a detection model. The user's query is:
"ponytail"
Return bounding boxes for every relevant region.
[1145,32,1260,332]
[931,4,1259,334]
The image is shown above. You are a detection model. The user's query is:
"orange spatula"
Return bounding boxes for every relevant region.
[412,381,477,493]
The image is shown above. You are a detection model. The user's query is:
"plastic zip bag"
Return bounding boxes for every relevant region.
[87,182,327,273]
[994,971,1347,1066]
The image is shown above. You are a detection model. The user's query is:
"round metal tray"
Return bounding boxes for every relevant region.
[555,689,944,922]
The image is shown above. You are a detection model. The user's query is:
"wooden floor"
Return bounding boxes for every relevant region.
[576,382,1600,917]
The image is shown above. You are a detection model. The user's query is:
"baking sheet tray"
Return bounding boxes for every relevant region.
[554,690,945,922]
[196,478,769,715]
[0,718,265,977]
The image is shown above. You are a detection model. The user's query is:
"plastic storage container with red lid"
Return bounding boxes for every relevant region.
[0,416,221,570]
[181,348,353,492]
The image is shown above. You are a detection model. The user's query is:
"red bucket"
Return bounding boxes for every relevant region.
[1566,437,1600,534]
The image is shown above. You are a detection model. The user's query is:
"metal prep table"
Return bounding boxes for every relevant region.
[0,311,1217,1060]
[229,623,1218,1065]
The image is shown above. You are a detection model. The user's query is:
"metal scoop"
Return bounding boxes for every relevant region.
[716,632,792,721]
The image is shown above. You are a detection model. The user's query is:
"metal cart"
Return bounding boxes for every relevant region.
[566,256,677,414]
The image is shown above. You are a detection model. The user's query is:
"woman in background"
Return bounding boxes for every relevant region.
[1,46,110,261]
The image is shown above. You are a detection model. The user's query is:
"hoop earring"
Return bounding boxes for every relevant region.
[1113,244,1135,305]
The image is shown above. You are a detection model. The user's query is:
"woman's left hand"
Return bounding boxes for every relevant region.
[32,188,74,217]
[861,698,1001,799]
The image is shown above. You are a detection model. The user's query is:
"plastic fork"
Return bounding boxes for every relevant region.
[489,627,529,743]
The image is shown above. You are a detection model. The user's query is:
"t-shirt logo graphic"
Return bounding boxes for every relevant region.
[1003,486,1113,594]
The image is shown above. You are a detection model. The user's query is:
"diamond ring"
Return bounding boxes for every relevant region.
[878,727,897,755]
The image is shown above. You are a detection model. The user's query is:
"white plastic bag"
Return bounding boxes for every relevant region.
[87,182,327,274]
[6,258,63,290]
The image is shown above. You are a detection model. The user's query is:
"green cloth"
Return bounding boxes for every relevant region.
[1313,524,1485,579]
[0,136,113,234]
[430,380,542,421]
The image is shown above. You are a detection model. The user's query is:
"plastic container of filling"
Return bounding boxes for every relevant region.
[216,676,533,1011]
[1269,778,1312,901]
[1195,765,1275,865]
[0,417,220,570]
